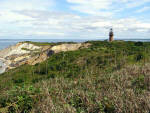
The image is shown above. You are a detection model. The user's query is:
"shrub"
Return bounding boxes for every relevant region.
[132,74,147,93]
[32,78,41,83]
[47,73,56,79]
[12,78,24,84]
[8,106,16,113]
[135,42,143,46]
[34,64,48,75]
[69,94,87,112]
[0,98,7,107]
[136,53,144,61]
[16,95,33,113]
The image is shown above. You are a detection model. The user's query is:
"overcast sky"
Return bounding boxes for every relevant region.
[0,0,150,39]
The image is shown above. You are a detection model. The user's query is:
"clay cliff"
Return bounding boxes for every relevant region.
[0,42,91,73]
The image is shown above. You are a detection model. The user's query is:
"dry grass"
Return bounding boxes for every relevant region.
[30,64,150,113]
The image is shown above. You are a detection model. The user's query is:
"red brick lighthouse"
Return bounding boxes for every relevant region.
[109,28,114,42]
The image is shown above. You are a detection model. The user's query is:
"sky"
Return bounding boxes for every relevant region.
[0,0,150,39]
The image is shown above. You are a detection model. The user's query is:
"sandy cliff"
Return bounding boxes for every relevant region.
[0,42,91,73]
[0,42,41,58]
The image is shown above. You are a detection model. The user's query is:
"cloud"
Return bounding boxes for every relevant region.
[0,0,54,11]
[0,0,150,39]
[125,0,150,8]
[66,0,150,15]
[0,0,55,26]
[0,9,150,39]
[136,6,150,13]
[67,0,113,15]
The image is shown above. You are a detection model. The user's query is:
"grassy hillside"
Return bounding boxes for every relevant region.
[0,41,150,113]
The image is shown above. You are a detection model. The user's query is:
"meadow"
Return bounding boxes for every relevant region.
[0,41,150,113]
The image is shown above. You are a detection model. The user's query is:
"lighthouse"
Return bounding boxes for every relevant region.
[109,28,114,42]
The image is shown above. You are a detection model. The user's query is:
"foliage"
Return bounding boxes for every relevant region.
[0,41,150,113]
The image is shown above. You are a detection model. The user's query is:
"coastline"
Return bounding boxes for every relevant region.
[0,58,6,74]
[0,39,148,74]
[0,41,91,74]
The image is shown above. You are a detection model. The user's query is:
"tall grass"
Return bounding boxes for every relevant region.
[0,41,150,113]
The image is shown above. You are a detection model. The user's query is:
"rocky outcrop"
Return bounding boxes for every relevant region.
[0,42,91,73]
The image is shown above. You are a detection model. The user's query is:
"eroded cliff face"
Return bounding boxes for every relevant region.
[0,42,41,58]
[0,42,42,71]
[0,42,91,73]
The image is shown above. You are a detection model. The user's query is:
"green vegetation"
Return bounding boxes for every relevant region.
[0,41,150,113]
[24,41,76,46]
[24,41,56,46]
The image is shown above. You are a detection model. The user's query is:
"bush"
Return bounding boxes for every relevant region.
[8,106,16,113]
[136,53,144,61]
[135,42,143,46]
[47,73,56,79]
[0,98,7,107]
[12,78,24,84]
[69,94,87,112]
[32,78,41,83]
[16,95,33,113]
[34,64,48,75]
[132,75,147,93]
